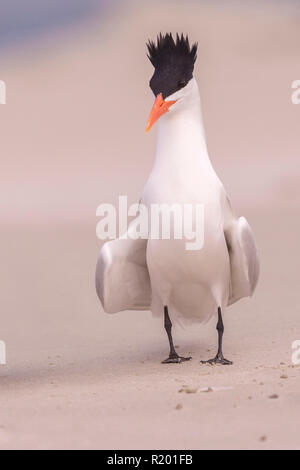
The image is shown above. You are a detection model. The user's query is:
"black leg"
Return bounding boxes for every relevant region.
[201,307,233,365]
[162,306,192,364]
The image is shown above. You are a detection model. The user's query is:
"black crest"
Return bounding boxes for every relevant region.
[147,33,198,99]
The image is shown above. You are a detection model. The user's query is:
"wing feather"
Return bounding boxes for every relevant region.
[225,214,260,306]
[96,237,151,313]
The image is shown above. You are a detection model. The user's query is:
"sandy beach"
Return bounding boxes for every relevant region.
[0,1,300,450]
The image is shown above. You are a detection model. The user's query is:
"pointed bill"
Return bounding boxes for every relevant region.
[146,93,177,133]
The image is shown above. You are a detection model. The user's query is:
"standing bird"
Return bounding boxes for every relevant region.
[96,33,259,365]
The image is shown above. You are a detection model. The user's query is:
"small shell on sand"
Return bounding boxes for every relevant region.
[179,386,198,394]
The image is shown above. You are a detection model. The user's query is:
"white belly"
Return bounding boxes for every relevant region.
[146,232,230,324]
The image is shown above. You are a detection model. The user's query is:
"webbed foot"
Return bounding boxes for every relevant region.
[162,354,192,364]
[201,354,233,366]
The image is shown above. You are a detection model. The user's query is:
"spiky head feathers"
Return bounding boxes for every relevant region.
[147,33,197,68]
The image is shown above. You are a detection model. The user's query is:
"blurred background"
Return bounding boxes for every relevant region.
[0,0,300,450]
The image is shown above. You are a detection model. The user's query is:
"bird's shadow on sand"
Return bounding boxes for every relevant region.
[0,338,217,389]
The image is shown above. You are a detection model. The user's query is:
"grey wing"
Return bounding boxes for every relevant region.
[96,235,151,314]
[224,210,260,306]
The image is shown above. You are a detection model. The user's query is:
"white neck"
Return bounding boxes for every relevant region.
[154,78,213,174]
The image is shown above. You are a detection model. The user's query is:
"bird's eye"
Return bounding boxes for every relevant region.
[177,80,186,90]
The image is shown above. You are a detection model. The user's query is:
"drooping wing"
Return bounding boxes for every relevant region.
[96,234,151,314]
[224,201,260,306]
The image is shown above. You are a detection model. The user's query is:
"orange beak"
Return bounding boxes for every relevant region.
[146,93,177,133]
